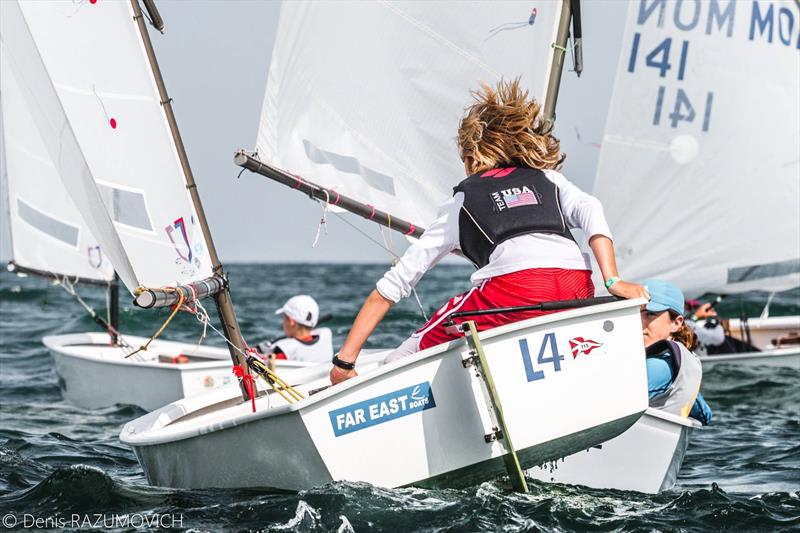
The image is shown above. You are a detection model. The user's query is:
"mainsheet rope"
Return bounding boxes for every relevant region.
[313,197,429,322]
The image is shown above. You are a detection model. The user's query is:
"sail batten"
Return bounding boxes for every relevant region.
[256,1,562,230]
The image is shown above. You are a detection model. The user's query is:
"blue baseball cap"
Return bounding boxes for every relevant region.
[642,279,684,315]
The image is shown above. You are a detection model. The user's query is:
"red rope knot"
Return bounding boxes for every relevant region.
[405,224,416,236]
[332,189,341,206]
[245,346,266,362]
[179,284,199,314]
[292,174,304,189]
[366,204,376,219]
[232,365,257,412]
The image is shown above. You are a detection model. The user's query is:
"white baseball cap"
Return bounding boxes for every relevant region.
[275,295,319,327]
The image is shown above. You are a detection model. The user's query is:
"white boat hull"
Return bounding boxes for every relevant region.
[527,408,697,493]
[122,299,650,490]
[44,332,314,412]
[699,347,800,369]
[727,316,800,350]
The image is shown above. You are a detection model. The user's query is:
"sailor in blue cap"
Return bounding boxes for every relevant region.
[641,279,712,425]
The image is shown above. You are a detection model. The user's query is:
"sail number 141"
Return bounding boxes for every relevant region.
[628,32,713,133]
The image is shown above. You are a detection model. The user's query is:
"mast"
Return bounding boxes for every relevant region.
[129,1,250,393]
[542,0,580,129]
[109,273,120,345]
[0,94,12,263]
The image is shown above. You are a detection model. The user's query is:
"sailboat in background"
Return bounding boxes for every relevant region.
[0,0,313,412]
[590,0,799,369]
[1,58,116,308]
[529,0,799,494]
[120,1,651,492]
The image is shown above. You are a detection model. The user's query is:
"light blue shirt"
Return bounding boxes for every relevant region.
[646,355,713,425]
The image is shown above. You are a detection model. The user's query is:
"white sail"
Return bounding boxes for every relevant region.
[1,60,114,283]
[0,0,214,294]
[256,1,561,228]
[592,0,800,296]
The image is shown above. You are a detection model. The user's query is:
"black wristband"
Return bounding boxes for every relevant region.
[332,355,356,371]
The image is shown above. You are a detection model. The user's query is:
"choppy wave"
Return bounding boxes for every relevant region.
[1,264,798,532]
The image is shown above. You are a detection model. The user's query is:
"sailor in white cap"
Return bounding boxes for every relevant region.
[258,295,333,363]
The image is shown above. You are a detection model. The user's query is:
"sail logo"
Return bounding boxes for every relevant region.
[569,337,602,358]
[491,185,539,212]
[87,245,102,269]
[165,217,192,263]
[328,382,436,437]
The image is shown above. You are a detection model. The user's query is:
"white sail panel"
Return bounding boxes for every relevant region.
[0,0,137,289]
[1,61,114,282]
[7,0,214,294]
[257,1,560,228]
[592,0,800,296]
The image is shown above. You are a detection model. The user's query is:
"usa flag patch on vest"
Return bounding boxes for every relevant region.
[490,185,540,211]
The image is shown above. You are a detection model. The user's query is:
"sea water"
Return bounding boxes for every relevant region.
[1,264,798,532]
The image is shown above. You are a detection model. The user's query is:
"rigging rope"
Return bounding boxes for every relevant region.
[171,283,209,351]
[125,288,185,358]
[328,208,400,260]
[324,203,428,321]
[246,351,305,404]
[55,275,136,355]
[312,189,330,247]
[56,268,303,408]
[324,207,428,322]
[166,303,305,407]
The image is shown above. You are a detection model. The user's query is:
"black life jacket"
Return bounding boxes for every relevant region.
[453,166,575,268]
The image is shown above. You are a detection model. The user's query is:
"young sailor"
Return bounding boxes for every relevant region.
[330,79,648,384]
[259,295,333,363]
[641,280,712,425]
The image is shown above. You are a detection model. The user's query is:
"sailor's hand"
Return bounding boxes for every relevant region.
[693,303,717,319]
[330,365,357,385]
[609,280,650,300]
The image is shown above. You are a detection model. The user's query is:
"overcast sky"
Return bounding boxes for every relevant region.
[1,0,627,264]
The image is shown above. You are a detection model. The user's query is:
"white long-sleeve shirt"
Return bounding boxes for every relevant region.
[376,169,613,303]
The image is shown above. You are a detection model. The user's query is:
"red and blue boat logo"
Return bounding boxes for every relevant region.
[569,337,602,358]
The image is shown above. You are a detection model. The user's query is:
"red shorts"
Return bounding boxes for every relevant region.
[415,268,594,350]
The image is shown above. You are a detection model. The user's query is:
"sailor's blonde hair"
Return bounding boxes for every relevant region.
[670,313,698,351]
[457,78,564,173]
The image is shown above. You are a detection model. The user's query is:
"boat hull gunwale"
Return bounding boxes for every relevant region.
[122,299,651,490]
[44,332,314,411]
